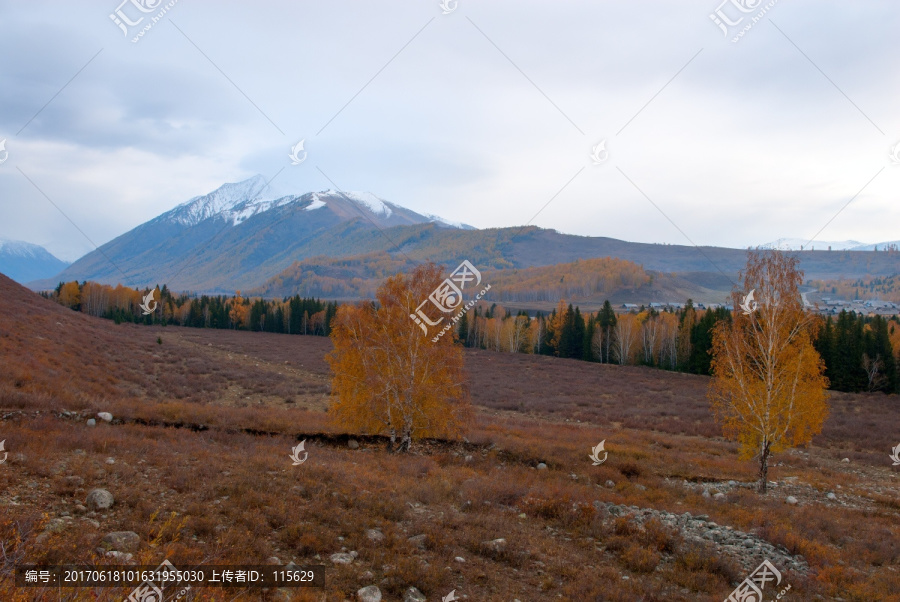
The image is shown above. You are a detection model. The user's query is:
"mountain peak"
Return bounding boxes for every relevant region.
[166,175,277,226]
[0,238,69,284]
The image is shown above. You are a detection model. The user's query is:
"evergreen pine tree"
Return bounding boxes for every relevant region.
[584,313,596,361]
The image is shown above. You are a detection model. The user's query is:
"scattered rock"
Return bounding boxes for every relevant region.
[366,529,384,542]
[454,556,465,563]
[481,538,507,553]
[104,550,133,562]
[73,504,87,515]
[826,492,837,501]
[604,480,615,488]
[786,496,798,505]
[702,489,711,498]
[45,518,72,533]
[348,439,360,450]
[518,513,527,519]
[713,493,726,501]
[266,556,282,565]
[105,458,115,465]
[403,587,427,602]
[841,458,850,463]
[536,463,547,470]
[407,534,427,549]
[101,531,140,552]
[464,455,473,463]
[86,419,96,427]
[357,585,382,602]
[64,476,85,488]
[594,500,809,576]
[97,412,113,423]
[85,489,114,511]
[330,552,354,565]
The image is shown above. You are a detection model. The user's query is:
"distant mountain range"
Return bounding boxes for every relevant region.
[762,238,900,252]
[24,176,900,299]
[0,238,69,284]
[28,176,474,292]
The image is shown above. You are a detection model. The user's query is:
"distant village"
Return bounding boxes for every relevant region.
[810,297,899,317]
[617,298,900,317]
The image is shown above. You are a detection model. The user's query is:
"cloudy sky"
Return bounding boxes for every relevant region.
[1,0,898,262]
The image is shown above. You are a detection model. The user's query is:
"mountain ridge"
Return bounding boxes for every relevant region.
[25,176,900,295]
[0,238,69,284]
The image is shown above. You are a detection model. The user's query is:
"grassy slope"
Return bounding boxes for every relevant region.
[1,274,899,601]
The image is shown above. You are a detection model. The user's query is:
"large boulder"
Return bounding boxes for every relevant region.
[330,552,354,565]
[357,585,382,602]
[101,531,140,552]
[85,489,114,511]
[403,587,426,602]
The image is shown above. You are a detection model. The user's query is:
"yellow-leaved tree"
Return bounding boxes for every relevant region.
[709,250,829,493]
[327,262,472,452]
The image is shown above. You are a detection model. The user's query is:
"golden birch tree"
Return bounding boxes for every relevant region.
[709,250,829,493]
[327,262,472,452]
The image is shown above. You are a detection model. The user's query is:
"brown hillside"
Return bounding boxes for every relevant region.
[1,274,899,600]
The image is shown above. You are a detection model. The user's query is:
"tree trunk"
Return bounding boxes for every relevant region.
[757,440,771,493]
[399,427,412,453]
[388,428,396,453]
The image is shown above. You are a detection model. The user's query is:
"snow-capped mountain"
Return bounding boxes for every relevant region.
[761,238,899,251]
[159,178,473,229]
[28,176,474,291]
[0,239,69,284]
[29,176,891,294]
[162,175,289,227]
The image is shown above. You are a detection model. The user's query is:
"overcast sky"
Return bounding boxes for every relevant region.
[1,0,898,262]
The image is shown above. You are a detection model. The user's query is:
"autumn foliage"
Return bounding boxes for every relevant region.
[326,263,472,451]
[709,250,829,493]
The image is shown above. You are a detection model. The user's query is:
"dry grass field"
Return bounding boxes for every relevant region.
[1,273,899,601]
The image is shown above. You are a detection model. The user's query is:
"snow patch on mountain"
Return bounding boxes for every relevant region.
[159,177,469,230]
[425,213,475,230]
[0,238,47,259]
[228,195,297,225]
[849,240,900,251]
[167,175,280,226]
[314,190,393,217]
[762,238,865,251]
